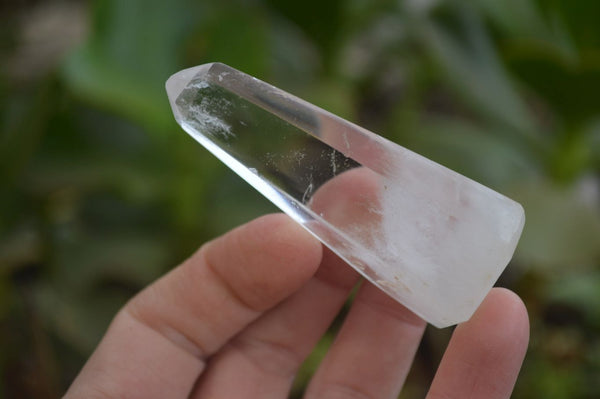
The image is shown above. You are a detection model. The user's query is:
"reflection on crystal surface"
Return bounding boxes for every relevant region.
[166,62,525,328]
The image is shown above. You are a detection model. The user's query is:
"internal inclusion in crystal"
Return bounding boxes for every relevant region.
[167,63,525,328]
[176,80,361,209]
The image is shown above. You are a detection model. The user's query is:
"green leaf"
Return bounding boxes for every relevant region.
[52,233,170,292]
[546,271,600,328]
[34,283,131,353]
[475,0,566,42]
[266,0,345,70]
[543,0,600,49]
[192,5,269,79]
[505,48,600,124]
[481,0,600,125]
[403,117,538,188]
[512,179,600,269]
[62,0,201,135]
[416,3,538,136]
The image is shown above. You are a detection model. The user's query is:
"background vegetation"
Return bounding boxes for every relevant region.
[1,0,600,397]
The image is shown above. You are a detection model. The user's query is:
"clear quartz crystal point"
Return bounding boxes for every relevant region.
[166,62,525,328]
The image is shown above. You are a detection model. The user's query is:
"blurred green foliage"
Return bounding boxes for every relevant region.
[1,0,600,397]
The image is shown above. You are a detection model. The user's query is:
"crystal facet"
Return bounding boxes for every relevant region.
[166,63,525,328]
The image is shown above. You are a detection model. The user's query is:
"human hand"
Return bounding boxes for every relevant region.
[64,213,529,399]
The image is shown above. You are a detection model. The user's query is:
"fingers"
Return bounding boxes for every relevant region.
[191,248,361,398]
[310,167,382,230]
[304,281,426,399]
[64,214,322,399]
[426,288,529,399]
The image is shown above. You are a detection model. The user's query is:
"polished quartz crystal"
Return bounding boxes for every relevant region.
[166,63,525,328]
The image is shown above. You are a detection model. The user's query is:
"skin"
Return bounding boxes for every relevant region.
[64,213,529,399]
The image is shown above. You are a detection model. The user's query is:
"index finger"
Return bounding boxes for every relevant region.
[64,213,322,399]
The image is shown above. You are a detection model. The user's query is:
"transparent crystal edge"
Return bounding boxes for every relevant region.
[166,63,215,123]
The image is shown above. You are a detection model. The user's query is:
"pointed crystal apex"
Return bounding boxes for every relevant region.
[166,64,214,122]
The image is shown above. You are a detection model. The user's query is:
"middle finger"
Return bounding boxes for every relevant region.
[304,280,426,399]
